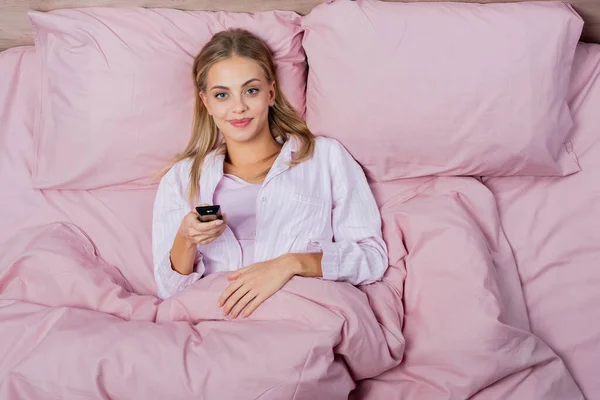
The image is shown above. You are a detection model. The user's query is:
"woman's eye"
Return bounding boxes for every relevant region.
[215,93,227,99]
[246,88,259,95]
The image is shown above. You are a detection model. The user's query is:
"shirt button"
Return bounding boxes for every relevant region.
[261,196,267,202]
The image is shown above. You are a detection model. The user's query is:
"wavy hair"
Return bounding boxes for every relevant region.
[166,29,315,205]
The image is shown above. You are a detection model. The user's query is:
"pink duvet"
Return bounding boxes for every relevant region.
[0,223,404,399]
[0,44,597,399]
[0,188,581,399]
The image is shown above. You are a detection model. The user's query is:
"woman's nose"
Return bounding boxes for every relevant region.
[232,96,248,114]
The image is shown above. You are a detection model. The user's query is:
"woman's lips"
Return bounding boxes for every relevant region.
[228,118,253,128]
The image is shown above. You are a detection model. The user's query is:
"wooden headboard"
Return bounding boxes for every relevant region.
[1,0,599,50]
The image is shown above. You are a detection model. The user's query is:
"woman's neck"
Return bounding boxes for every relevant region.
[223,130,282,183]
[225,131,281,168]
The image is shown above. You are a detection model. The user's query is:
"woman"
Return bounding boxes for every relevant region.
[152,28,388,318]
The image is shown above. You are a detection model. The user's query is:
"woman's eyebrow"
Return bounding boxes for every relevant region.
[210,78,261,91]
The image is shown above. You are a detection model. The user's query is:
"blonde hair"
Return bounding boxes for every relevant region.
[168,29,315,205]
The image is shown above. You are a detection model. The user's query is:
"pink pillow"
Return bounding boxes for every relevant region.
[302,0,584,180]
[29,8,306,189]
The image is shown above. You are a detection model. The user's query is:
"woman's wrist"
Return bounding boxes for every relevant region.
[171,231,197,275]
[175,230,197,250]
[282,253,323,278]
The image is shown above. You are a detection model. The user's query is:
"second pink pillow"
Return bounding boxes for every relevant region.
[302,0,583,180]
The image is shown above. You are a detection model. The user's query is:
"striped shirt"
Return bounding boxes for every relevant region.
[152,136,388,300]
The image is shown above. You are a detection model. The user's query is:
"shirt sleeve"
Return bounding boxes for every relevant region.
[309,140,389,285]
[152,165,203,300]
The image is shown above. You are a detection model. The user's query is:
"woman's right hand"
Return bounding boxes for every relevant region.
[177,206,227,246]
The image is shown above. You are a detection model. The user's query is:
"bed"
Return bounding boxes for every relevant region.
[0,0,599,399]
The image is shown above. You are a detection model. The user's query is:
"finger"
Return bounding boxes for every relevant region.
[228,266,251,281]
[191,221,224,236]
[242,296,265,318]
[195,218,224,228]
[191,229,224,244]
[218,279,244,307]
[196,237,214,245]
[218,215,228,234]
[191,228,222,240]
[216,223,228,235]
[189,233,210,242]
[223,284,251,316]
[230,290,257,318]
[193,219,224,231]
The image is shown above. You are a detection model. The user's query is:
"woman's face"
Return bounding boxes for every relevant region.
[200,55,275,144]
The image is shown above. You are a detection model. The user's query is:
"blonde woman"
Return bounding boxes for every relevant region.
[152,29,388,318]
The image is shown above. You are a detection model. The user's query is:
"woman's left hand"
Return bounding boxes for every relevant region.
[218,256,295,318]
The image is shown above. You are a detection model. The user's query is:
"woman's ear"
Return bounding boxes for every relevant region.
[199,91,212,116]
[268,81,276,107]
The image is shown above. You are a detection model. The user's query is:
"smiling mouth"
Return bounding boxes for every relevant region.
[228,118,253,128]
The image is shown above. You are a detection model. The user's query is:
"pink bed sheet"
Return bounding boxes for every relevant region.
[0,46,157,295]
[484,42,600,400]
[0,45,593,399]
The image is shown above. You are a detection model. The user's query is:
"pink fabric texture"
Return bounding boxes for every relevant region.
[483,42,600,400]
[0,223,404,400]
[302,0,583,180]
[0,45,159,295]
[353,176,582,399]
[0,44,595,400]
[28,8,307,190]
[0,47,40,249]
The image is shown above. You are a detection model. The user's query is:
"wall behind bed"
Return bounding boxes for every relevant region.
[1,0,600,50]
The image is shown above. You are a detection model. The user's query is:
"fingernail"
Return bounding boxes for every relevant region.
[215,220,223,225]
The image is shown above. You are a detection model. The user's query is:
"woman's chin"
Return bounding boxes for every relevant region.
[223,129,259,143]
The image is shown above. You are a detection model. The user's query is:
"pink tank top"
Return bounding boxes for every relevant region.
[212,174,261,268]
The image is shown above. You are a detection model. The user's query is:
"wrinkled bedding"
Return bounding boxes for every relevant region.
[0,43,597,399]
[354,177,582,399]
[0,186,580,399]
[0,223,404,399]
[484,42,600,400]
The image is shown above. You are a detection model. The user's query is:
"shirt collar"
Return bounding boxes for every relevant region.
[202,134,298,170]
[198,135,298,205]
